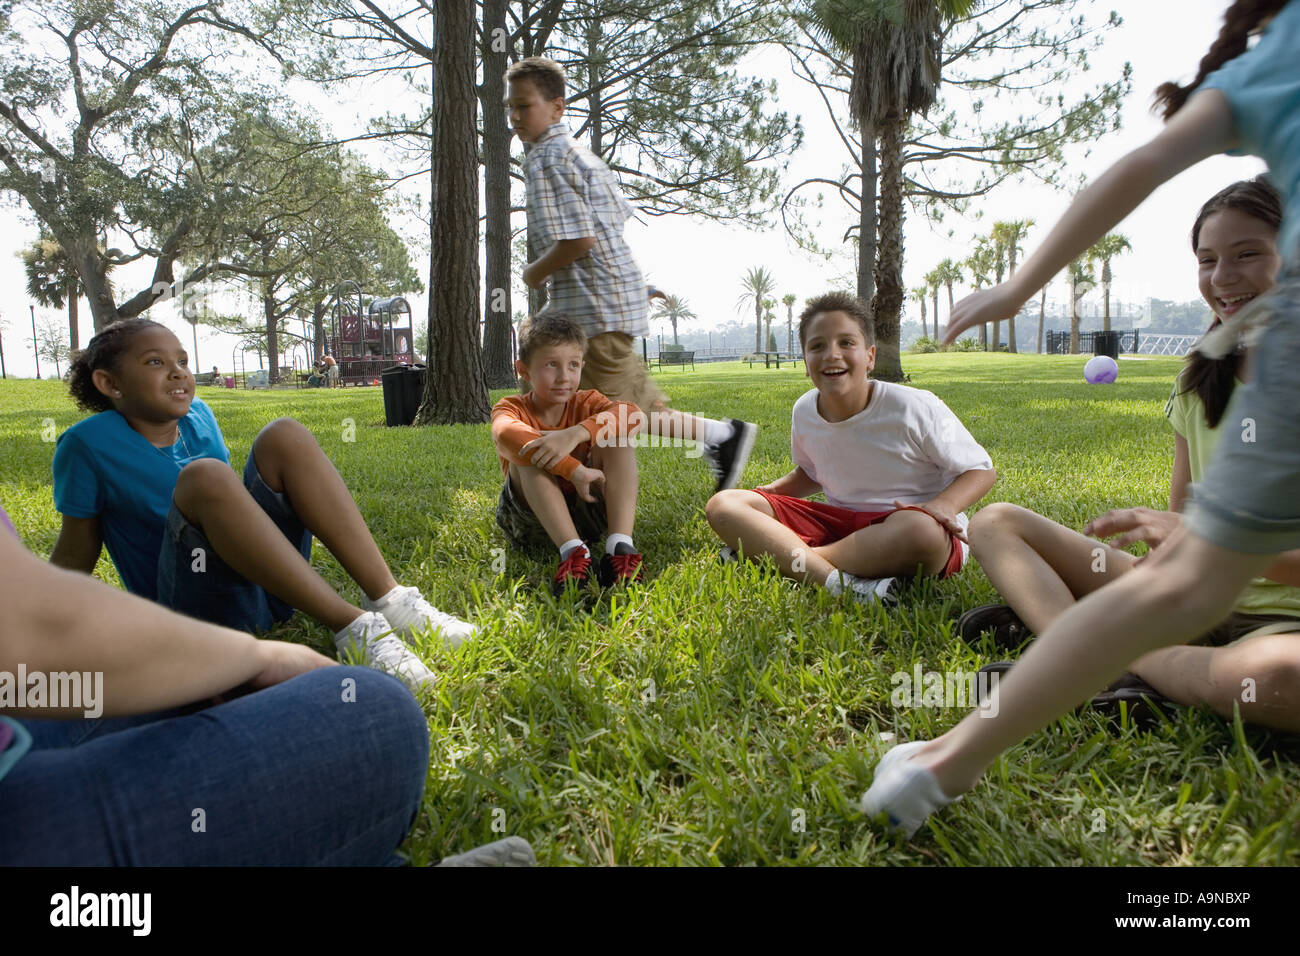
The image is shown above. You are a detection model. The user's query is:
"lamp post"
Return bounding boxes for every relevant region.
[30,304,40,379]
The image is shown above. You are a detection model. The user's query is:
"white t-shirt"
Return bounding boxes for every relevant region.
[790,381,993,524]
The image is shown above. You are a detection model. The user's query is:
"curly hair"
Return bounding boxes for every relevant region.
[1177,177,1282,428]
[504,57,566,102]
[66,318,167,413]
[1154,0,1289,119]
[517,314,587,366]
[798,291,875,348]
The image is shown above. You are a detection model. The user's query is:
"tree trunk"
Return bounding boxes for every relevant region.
[479,0,516,389]
[1102,262,1112,333]
[264,291,279,385]
[870,113,905,383]
[755,300,762,353]
[932,289,939,338]
[313,301,327,365]
[417,2,490,425]
[858,126,877,306]
[1069,275,1080,355]
[67,290,79,352]
[1037,287,1046,354]
[991,319,1000,351]
[1007,247,1019,353]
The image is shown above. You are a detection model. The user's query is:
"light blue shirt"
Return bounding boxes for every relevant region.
[52,397,230,600]
[1200,3,1300,263]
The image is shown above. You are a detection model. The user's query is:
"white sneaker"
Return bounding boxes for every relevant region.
[364,585,478,649]
[335,611,436,693]
[860,741,954,837]
[828,571,900,606]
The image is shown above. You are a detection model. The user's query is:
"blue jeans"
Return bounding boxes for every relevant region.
[156,450,312,632]
[0,667,429,865]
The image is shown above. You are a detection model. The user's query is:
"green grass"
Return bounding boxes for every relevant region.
[3,354,1298,865]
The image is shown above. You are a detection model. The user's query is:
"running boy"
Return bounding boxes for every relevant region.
[506,56,757,493]
[706,292,996,603]
[492,315,643,594]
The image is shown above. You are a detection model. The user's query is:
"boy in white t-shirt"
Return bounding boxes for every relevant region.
[705,291,997,603]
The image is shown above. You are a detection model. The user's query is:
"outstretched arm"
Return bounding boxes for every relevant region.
[2,530,334,719]
[758,466,822,499]
[944,91,1236,344]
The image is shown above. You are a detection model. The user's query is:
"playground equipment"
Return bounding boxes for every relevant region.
[325,281,414,386]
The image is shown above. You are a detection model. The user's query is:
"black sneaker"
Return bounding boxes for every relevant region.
[1090,673,1179,728]
[703,419,758,493]
[597,547,644,587]
[973,661,1015,705]
[956,604,1034,650]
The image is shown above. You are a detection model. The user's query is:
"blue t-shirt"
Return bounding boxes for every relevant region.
[1200,3,1300,263]
[52,397,230,599]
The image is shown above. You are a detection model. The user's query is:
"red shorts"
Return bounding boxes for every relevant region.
[751,489,967,579]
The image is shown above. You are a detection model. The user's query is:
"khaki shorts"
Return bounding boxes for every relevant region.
[580,332,668,412]
[1199,611,1300,647]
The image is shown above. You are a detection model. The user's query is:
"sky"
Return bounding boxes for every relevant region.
[0,0,1267,378]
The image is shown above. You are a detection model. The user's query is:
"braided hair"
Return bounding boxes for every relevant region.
[1154,0,1290,119]
[1178,176,1282,428]
[67,318,167,413]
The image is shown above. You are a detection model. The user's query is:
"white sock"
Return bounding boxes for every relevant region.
[559,539,587,560]
[365,585,404,610]
[701,418,733,445]
[605,533,635,555]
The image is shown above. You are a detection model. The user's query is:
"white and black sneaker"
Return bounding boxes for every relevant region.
[827,571,901,607]
[703,419,758,494]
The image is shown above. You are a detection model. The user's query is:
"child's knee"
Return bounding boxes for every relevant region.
[705,489,751,528]
[890,509,952,570]
[175,458,240,505]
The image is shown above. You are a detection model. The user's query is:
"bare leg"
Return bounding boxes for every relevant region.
[590,442,637,538]
[172,459,361,632]
[814,508,951,579]
[250,418,398,601]
[969,503,1136,633]
[1131,633,1300,732]
[915,527,1273,795]
[509,463,581,548]
[705,490,834,583]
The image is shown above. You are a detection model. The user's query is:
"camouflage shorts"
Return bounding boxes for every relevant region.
[495,476,607,553]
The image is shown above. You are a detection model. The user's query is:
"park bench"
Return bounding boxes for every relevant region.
[745,352,802,369]
[651,350,695,371]
[194,372,220,386]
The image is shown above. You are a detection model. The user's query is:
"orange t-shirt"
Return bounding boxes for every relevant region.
[491,389,640,483]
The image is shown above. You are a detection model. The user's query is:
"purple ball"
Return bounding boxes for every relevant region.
[1084,355,1119,384]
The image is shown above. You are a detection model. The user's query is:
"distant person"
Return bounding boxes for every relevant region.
[48,319,478,693]
[323,353,339,386]
[507,56,757,493]
[492,316,643,594]
[706,292,996,604]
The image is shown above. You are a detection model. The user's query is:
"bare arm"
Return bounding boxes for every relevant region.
[944,91,1237,343]
[930,467,998,516]
[1169,433,1193,513]
[2,531,334,719]
[49,514,103,573]
[524,237,597,288]
[757,466,822,499]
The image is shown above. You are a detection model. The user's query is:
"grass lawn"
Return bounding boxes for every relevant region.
[3,353,1298,866]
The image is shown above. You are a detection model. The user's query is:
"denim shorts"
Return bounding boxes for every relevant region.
[155,452,313,632]
[1186,268,1300,554]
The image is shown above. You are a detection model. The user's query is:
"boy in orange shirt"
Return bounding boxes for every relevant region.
[492,315,643,594]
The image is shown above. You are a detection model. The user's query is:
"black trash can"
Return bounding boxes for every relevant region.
[381,364,426,426]
[1093,330,1121,360]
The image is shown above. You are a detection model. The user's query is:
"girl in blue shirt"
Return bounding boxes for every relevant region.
[865,0,1300,836]
[50,318,476,692]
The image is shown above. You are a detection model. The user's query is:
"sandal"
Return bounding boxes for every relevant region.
[957,604,1035,650]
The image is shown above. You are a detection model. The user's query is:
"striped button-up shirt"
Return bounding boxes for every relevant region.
[523,124,648,337]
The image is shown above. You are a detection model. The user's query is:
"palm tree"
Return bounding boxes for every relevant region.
[737,267,777,354]
[964,240,998,350]
[1088,233,1132,332]
[1067,256,1096,354]
[763,298,777,353]
[991,219,1033,352]
[910,286,928,339]
[1037,284,1048,354]
[809,0,982,381]
[933,258,964,342]
[22,235,84,351]
[651,294,696,346]
[783,293,797,354]
[924,267,942,338]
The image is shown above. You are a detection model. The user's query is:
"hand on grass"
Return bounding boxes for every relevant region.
[570,464,606,503]
[896,499,967,543]
[1084,507,1181,552]
[943,284,1026,346]
[521,426,585,471]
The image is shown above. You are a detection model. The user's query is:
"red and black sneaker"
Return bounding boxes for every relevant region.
[597,549,644,587]
[552,546,593,596]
